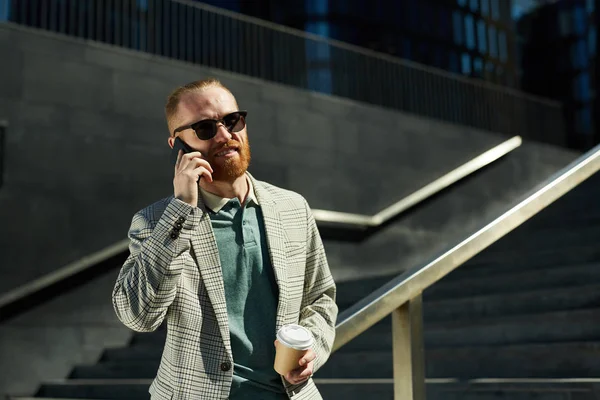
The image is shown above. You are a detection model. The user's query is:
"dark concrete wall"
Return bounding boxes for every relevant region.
[0,270,131,397]
[1,22,576,296]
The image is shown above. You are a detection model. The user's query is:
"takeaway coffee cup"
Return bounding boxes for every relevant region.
[274,324,314,375]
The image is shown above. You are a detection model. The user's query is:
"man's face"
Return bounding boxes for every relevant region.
[168,87,251,182]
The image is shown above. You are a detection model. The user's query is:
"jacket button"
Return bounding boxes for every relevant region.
[220,362,231,372]
[170,231,179,239]
[174,222,183,231]
[177,217,185,224]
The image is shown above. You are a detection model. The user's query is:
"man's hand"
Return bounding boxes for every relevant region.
[275,340,316,385]
[173,150,213,207]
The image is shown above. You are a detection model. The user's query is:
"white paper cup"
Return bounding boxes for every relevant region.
[274,324,314,375]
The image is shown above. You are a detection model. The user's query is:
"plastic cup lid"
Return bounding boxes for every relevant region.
[276,324,313,350]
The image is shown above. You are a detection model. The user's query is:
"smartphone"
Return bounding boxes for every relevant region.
[170,137,195,167]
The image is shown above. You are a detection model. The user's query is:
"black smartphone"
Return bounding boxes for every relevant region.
[170,137,194,167]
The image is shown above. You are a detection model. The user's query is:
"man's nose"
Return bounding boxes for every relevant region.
[213,123,231,143]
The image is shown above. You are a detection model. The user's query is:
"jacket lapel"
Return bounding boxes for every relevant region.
[250,174,289,331]
[189,196,232,355]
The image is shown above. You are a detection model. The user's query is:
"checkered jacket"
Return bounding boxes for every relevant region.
[112,173,338,400]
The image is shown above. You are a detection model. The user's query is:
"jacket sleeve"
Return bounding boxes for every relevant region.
[112,198,199,332]
[298,199,338,373]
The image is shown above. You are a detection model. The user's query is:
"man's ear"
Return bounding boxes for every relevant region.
[168,136,175,149]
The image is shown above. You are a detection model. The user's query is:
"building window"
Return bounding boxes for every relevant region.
[453,11,464,45]
[477,19,487,53]
[470,0,478,12]
[559,10,571,36]
[473,57,483,77]
[465,14,475,50]
[498,30,507,62]
[489,25,498,58]
[403,38,411,58]
[462,53,472,74]
[305,18,332,93]
[306,0,328,14]
[458,0,468,7]
[575,107,592,134]
[589,26,596,56]
[573,7,586,35]
[574,73,591,101]
[505,72,514,87]
[480,0,489,17]
[418,43,429,63]
[450,51,459,73]
[0,0,9,21]
[486,61,495,74]
[496,65,504,83]
[433,46,444,68]
[571,39,588,68]
[408,1,419,30]
[587,0,595,13]
[490,0,500,20]
[420,3,432,34]
[439,8,451,40]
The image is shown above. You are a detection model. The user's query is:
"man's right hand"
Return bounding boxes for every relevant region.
[173,150,213,207]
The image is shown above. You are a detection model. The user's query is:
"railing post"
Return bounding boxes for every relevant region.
[391,293,426,400]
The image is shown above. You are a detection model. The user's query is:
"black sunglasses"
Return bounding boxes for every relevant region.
[175,111,247,140]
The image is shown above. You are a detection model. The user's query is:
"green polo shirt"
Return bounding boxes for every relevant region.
[201,178,287,400]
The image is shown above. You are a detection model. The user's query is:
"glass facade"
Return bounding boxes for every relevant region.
[518,0,599,149]
[202,0,519,87]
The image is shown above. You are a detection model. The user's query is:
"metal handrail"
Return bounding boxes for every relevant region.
[313,136,521,228]
[332,143,600,399]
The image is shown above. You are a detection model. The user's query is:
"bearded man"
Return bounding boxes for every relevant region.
[112,78,338,400]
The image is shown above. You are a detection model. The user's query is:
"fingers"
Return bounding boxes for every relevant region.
[179,152,213,172]
[299,349,316,367]
[177,152,213,182]
[284,361,314,385]
[192,166,213,183]
[175,150,183,169]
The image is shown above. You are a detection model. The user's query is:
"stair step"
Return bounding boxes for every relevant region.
[317,378,600,400]
[319,342,600,379]
[425,308,600,347]
[10,398,111,400]
[333,308,600,350]
[338,281,600,317]
[454,246,600,277]
[337,262,600,307]
[24,379,600,400]
[36,380,151,400]
[70,362,159,379]
[423,284,600,322]
[425,262,600,300]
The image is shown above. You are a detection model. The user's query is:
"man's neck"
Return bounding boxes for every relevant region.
[200,174,249,204]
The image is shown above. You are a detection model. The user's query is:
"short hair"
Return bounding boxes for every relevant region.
[165,78,233,133]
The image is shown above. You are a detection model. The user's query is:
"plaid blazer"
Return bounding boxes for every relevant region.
[112,173,338,400]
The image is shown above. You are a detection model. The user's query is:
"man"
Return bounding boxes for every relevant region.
[112,78,338,400]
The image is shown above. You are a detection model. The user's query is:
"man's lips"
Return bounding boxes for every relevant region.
[214,147,239,157]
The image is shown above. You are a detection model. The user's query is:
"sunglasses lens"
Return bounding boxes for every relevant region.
[191,112,246,140]
[193,121,216,140]
[224,112,246,133]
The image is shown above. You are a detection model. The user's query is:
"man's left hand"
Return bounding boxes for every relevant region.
[275,341,316,384]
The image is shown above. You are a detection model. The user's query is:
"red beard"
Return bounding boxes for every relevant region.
[208,138,251,182]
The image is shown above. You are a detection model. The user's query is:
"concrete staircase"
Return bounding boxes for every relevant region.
[11,173,600,399]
